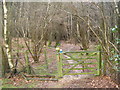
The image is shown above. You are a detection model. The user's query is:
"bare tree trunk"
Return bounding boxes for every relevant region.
[2,47,10,77]
[0,1,3,77]
[70,14,73,39]
[101,2,110,75]
[117,1,120,84]
[3,0,14,72]
[80,3,89,50]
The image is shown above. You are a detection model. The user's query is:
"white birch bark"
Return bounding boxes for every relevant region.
[3,0,14,70]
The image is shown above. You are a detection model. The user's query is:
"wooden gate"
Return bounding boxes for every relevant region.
[57,50,102,78]
[24,47,102,80]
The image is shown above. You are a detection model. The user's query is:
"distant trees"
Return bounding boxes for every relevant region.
[5,2,67,63]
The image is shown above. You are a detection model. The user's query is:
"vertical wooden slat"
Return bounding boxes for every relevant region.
[25,51,30,74]
[44,46,48,70]
[57,52,63,78]
[97,46,102,76]
[99,46,102,75]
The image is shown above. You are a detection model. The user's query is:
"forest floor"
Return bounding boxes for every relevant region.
[1,41,120,88]
[1,75,119,88]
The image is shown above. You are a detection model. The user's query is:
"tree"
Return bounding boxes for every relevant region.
[3,0,14,74]
[117,1,120,84]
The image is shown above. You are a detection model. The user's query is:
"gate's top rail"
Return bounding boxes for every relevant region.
[62,51,100,54]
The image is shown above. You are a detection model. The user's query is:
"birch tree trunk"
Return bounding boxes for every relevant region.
[3,0,14,72]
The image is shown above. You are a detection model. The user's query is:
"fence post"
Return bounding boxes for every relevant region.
[44,46,48,70]
[98,45,102,75]
[56,48,63,78]
[25,51,30,74]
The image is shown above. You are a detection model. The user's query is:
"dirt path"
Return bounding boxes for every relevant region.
[34,76,119,88]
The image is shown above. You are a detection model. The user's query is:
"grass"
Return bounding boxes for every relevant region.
[2,79,17,88]
[2,78,36,88]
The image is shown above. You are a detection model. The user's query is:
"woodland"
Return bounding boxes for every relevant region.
[0,1,120,88]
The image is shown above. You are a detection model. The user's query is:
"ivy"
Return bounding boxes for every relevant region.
[110,25,120,71]
[110,55,120,71]
[111,25,118,33]
[116,38,120,44]
[110,54,120,61]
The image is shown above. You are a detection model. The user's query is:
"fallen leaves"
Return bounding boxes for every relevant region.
[2,74,120,88]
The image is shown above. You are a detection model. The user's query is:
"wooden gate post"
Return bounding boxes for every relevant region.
[56,48,63,78]
[44,46,48,70]
[98,46,102,75]
[25,51,30,74]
